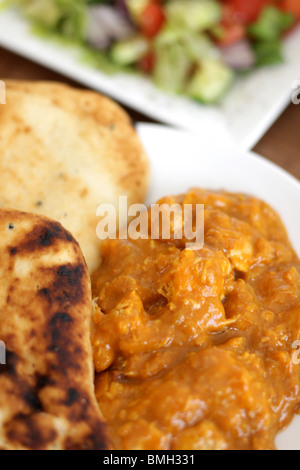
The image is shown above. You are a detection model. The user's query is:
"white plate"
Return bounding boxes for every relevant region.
[0,6,300,150]
[137,123,300,450]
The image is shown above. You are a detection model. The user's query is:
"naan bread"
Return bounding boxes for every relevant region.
[0,209,110,450]
[0,80,149,273]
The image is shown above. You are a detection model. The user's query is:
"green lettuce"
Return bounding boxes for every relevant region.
[9,0,88,40]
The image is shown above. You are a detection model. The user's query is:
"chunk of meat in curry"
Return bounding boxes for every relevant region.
[92,189,300,450]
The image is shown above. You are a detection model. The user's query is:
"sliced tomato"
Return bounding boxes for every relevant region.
[139,3,166,39]
[218,23,246,46]
[281,0,300,19]
[138,51,156,74]
[223,0,271,24]
[217,5,246,46]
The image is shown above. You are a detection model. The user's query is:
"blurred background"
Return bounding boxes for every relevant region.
[0,0,299,178]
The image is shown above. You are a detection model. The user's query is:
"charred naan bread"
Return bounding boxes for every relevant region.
[0,209,110,450]
[0,80,149,273]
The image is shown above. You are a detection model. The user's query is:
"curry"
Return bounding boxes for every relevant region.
[92,189,300,450]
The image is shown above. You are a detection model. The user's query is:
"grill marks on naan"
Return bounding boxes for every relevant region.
[0,209,110,450]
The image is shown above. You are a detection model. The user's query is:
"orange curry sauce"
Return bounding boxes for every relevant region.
[92,189,300,450]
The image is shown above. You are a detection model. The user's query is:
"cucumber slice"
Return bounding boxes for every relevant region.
[187,60,234,104]
[166,0,221,33]
[155,27,219,63]
[110,36,149,66]
[154,43,191,94]
[183,34,220,63]
[155,23,187,47]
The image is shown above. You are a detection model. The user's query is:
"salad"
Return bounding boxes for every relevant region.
[8,0,299,103]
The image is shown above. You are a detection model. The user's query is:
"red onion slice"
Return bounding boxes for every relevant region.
[86,5,135,50]
[220,40,256,70]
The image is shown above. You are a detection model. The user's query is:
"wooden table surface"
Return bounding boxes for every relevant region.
[1,46,299,180]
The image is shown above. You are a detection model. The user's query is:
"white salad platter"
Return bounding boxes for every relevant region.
[0,7,300,150]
